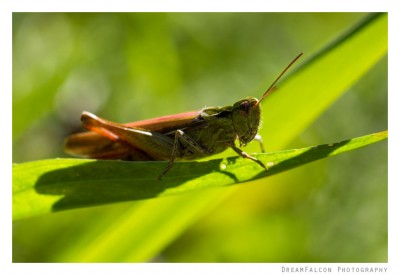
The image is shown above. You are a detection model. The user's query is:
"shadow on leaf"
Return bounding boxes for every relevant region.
[34,158,236,212]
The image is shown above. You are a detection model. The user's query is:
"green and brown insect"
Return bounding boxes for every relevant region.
[64,53,303,179]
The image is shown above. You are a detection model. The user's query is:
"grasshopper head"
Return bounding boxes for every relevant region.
[231,52,304,147]
[232,97,261,146]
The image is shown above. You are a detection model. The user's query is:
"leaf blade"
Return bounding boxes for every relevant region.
[13,131,387,221]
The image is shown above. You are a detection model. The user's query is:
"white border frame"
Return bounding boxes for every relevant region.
[2,1,399,274]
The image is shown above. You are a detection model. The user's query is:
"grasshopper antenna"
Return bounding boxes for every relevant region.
[256,52,303,106]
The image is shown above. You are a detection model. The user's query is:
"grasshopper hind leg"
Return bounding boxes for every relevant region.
[157,131,180,180]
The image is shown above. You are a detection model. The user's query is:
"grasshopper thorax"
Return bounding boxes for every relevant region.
[232,97,261,147]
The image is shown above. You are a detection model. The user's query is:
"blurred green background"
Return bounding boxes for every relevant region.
[12,13,387,262]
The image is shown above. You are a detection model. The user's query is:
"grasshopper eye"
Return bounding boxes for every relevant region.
[240,101,250,116]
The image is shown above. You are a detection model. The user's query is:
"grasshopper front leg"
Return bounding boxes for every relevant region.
[230,145,267,170]
[253,134,265,153]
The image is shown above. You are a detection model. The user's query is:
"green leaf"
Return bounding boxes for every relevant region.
[57,190,230,262]
[13,131,387,221]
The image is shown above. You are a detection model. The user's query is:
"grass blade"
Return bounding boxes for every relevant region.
[13,131,387,221]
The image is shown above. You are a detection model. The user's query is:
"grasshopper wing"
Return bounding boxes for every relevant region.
[64,110,201,160]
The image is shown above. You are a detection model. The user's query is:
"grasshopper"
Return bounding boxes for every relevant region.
[64,53,303,179]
